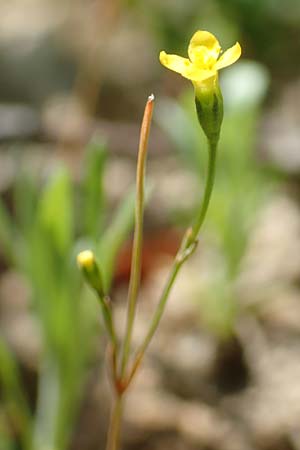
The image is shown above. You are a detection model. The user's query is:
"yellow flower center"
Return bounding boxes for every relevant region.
[193,46,218,70]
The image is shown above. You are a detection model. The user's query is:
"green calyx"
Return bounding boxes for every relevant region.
[194,80,224,144]
[77,250,104,296]
[82,263,104,296]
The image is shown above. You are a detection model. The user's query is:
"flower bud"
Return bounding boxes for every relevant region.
[194,78,224,144]
[77,250,104,296]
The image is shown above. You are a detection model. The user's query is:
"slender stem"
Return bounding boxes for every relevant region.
[188,139,217,243]
[106,395,123,450]
[126,138,218,385]
[125,259,183,387]
[98,294,118,349]
[120,95,155,377]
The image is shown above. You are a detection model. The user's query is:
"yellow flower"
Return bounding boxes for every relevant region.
[159,30,241,86]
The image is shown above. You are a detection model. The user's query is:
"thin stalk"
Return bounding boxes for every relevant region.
[98,294,118,350]
[120,95,155,377]
[188,139,217,243]
[126,138,218,385]
[124,260,182,388]
[106,395,123,450]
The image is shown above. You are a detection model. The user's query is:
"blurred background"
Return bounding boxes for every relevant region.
[0,0,300,449]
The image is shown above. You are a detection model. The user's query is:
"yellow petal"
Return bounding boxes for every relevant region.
[215,42,242,70]
[186,69,216,82]
[159,51,193,75]
[159,51,216,82]
[188,30,221,63]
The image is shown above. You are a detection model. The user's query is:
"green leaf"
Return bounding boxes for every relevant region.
[38,166,73,256]
[82,138,107,239]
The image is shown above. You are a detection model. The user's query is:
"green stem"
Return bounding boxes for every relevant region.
[106,395,123,450]
[188,138,217,243]
[125,260,182,386]
[98,294,118,349]
[120,95,154,377]
[127,138,218,385]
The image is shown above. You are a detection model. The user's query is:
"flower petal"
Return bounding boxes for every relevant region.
[188,30,221,63]
[159,51,193,75]
[215,42,241,70]
[159,51,216,82]
[186,69,216,82]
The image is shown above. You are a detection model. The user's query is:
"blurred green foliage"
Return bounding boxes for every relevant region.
[0,139,136,450]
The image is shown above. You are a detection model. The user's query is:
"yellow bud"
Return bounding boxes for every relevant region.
[77,250,104,296]
[77,250,95,269]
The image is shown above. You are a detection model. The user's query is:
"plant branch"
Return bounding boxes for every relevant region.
[97,294,118,350]
[120,94,155,377]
